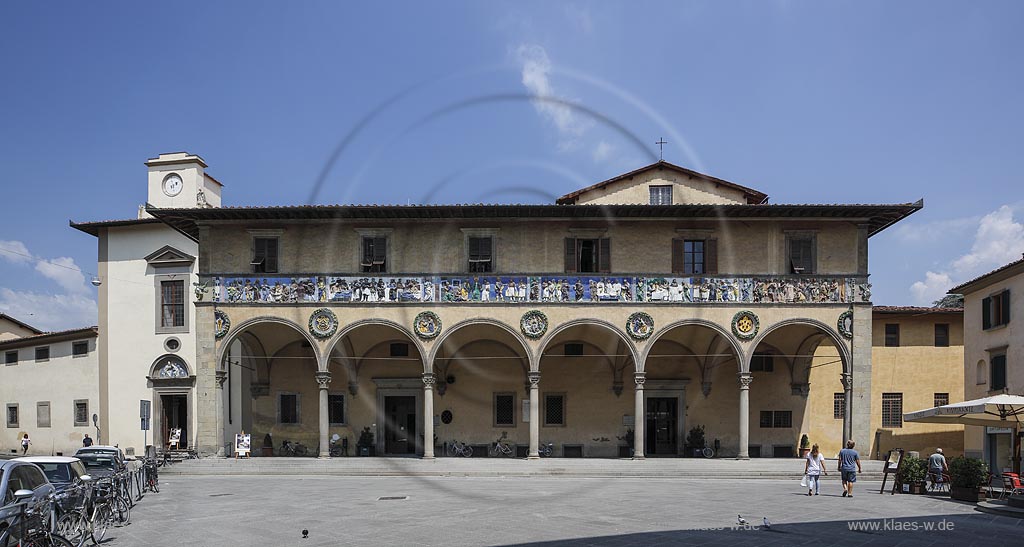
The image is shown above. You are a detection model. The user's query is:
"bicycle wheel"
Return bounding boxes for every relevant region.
[488,445,498,457]
[702,447,714,459]
[150,477,160,493]
[23,532,76,547]
[112,497,131,526]
[90,505,111,545]
[462,446,473,458]
[56,512,88,547]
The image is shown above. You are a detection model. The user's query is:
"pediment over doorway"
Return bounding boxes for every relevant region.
[145,245,196,267]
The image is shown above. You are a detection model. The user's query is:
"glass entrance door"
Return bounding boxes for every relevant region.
[645,397,677,456]
[384,396,417,454]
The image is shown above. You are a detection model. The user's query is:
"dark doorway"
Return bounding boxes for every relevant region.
[645,397,677,456]
[384,396,417,455]
[161,394,188,449]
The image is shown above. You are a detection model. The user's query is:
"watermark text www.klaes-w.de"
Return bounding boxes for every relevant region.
[848,518,956,532]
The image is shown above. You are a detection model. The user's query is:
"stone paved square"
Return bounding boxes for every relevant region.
[103,475,1022,546]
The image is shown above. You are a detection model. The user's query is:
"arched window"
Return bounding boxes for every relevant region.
[153,355,189,379]
[976,360,986,385]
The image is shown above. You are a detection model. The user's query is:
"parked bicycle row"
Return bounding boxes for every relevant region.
[446,436,555,458]
[0,444,161,546]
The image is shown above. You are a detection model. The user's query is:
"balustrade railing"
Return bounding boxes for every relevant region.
[195,274,870,305]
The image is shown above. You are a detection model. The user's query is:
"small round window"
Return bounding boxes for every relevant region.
[441,410,453,424]
[164,337,181,352]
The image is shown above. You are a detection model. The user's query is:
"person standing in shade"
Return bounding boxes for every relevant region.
[928,448,948,483]
[20,433,31,455]
[804,443,828,495]
[838,439,862,497]
[82,434,93,447]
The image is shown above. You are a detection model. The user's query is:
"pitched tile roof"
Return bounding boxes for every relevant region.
[555,160,769,205]
[949,255,1024,294]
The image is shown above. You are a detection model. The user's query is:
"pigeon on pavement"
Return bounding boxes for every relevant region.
[737,515,748,525]
[763,517,772,529]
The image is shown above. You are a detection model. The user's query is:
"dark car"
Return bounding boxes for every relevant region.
[75,454,119,479]
[0,460,55,544]
[14,457,88,492]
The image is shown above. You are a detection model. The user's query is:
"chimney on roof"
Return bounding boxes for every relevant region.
[141,152,221,217]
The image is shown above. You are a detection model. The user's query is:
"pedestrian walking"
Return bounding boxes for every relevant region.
[804,443,828,495]
[838,439,862,497]
[20,433,31,455]
[82,433,93,447]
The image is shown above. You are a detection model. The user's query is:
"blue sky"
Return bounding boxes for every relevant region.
[1,1,1022,330]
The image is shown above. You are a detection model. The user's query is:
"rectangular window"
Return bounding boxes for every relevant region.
[934,393,949,407]
[279,393,299,424]
[494,393,515,427]
[544,394,565,426]
[160,280,185,328]
[991,354,1007,391]
[834,393,845,420]
[6,404,18,427]
[74,400,89,427]
[72,341,88,357]
[361,237,387,273]
[672,238,717,275]
[649,185,672,205]
[788,235,815,274]
[884,324,900,347]
[934,324,950,347]
[750,353,774,372]
[252,237,279,273]
[4,351,16,365]
[468,236,493,273]
[328,394,345,425]
[983,290,1011,329]
[35,346,49,362]
[759,410,792,428]
[564,238,610,273]
[882,393,903,428]
[37,402,50,428]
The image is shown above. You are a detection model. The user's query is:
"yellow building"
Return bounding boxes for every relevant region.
[135,157,931,459]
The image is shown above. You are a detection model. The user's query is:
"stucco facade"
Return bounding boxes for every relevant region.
[952,257,1024,473]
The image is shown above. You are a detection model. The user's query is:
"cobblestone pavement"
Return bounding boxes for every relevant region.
[108,475,1022,546]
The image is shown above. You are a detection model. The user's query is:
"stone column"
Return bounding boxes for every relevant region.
[528,371,541,459]
[841,372,853,443]
[422,373,436,459]
[850,304,873,453]
[214,370,228,457]
[633,372,646,460]
[738,373,753,460]
[315,371,332,458]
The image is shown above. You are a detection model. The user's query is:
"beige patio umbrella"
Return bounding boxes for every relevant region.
[905,393,1024,473]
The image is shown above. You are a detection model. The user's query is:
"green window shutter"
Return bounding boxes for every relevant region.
[982,297,992,329]
[564,238,577,273]
[599,238,611,273]
[1002,290,1010,324]
[705,239,718,275]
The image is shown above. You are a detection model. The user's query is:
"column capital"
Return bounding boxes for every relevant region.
[840,372,853,390]
[422,372,437,388]
[315,370,332,389]
[528,371,541,386]
[737,373,753,389]
[634,372,646,386]
[215,370,228,388]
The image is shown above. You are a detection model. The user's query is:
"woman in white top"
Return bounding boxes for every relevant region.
[804,443,828,496]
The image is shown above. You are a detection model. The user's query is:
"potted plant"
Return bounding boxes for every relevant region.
[357,427,375,457]
[798,434,811,458]
[949,456,988,502]
[261,433,274,457]
[617,428,634,458]
[897,456,928,494]
[685,425,706,457]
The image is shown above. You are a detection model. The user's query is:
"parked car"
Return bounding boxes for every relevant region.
[75,454,120,479]
[0,460,56,545]
[74,446,126,471]
[14,456,89,492]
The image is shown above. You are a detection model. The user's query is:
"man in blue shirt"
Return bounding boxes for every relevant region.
[837,439,862,497]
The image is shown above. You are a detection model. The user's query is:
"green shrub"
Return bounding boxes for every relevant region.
[685,425,706,450]
[357,427,374,447]
[800,434,810,449]
[949,456,988,489]
[898,456,928,484]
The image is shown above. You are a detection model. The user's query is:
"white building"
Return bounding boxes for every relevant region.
[0,317,98,456]
[69,152,221,455]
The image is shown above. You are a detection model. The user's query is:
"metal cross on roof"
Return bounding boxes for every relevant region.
[655,138,667,161]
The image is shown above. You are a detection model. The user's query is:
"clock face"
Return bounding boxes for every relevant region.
[163,174,183,197]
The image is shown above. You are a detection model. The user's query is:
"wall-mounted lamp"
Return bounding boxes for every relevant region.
[90,276,102,287]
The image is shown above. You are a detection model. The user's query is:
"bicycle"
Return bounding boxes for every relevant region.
[143,459,160,493]
[449,440,473,457]
[701,446,714,458]
[538,442,553,457]
[279,440,309,457]
[53,484,91,547]
[0,489,74,547]
[488,435,514,458]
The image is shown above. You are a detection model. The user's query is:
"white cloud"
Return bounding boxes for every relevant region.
[0,288,97,332]
[910,271,953,306]
[909,205,1024,304]
[35,256,88,294]
[951,205,1024,274]
[892,216,979,244]
[0,240,33,264]
[514,44,591,148]
[592,140,613,162]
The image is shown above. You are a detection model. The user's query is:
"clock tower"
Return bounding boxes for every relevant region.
[142,152,222,217]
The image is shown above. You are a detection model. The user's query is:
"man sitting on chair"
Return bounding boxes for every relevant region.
[928,448,949,484]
